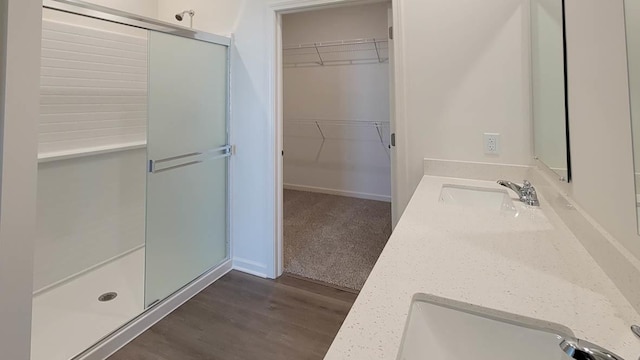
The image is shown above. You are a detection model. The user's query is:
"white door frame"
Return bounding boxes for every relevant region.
[0,1,42,358]
[267,0,407,278]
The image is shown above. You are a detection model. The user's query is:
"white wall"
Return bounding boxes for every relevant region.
[157,0,243,35]
[560,0,640,311]
[0,0,41,358]
[282,2,388,43]
[564,0,638,259]
[282,4,391,200]
[82,0,158,18]
[397,0,533,213]
[225,1,274,276]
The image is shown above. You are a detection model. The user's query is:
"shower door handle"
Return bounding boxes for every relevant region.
[149,145,231,173]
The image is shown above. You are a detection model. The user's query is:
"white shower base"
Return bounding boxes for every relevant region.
[31,248,145,360]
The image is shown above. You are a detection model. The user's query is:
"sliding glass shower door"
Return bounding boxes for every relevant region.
[145,31,229,307]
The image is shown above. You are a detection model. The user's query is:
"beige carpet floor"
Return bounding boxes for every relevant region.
[283,189,392,291]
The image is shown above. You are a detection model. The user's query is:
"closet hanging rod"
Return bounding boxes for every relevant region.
[285,119,391,157]
[286,119,390,127]
[283,38,387,51]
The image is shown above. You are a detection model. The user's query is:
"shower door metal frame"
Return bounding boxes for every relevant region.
[38,2,234,359]
[42,0,231,46]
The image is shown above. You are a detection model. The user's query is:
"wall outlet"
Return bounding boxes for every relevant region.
[483,133,500,155]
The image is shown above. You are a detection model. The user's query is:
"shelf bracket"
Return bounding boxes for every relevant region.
[314,43,325,66]
[315,121,326,140]
[373,39,382,63]
[375,122,384,144]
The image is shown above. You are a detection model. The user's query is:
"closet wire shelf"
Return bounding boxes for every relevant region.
[283,38,389,67]
[285,119,391,160]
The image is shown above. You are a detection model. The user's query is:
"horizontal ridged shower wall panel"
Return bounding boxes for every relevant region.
[41,48,146,68]
[40,20,148,155]
[40,119,146,132]
[41,67,147,82]
[42,20,147,46]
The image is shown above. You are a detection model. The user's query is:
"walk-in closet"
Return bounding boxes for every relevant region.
[282,2,393,291]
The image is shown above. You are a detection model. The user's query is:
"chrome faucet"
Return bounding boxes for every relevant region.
[560,338,623,360]
[497,180,540,206]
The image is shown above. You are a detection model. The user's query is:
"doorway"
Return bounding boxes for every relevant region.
[278,2,394,291]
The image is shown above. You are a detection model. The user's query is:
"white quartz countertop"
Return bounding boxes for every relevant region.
[324,175,640,360]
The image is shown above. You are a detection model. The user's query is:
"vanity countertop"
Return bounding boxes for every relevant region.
[324,175,640,360]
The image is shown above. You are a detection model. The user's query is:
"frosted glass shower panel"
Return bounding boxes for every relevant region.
[145,31,229,307]
[147,32,228,158]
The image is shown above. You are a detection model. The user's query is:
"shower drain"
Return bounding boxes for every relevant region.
[98,292,118,302]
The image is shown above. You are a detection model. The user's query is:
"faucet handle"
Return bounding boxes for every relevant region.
[521,180,540,206]
[497,179,539,206]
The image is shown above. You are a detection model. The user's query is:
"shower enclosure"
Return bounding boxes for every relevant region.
[32,2,231,359]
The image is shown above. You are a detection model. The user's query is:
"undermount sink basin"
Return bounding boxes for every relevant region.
[439,184,516,212]
[398,296,569,360]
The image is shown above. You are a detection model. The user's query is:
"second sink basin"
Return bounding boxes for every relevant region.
[398,295,571,360]
[439,184,516,212]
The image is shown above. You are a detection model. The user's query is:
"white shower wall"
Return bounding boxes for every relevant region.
[35,150,146,292]
[34,9,148,292]
[283,3,392,201]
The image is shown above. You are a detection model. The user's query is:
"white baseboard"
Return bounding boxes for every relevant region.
[283,183,391,202]
[233,257,269,278]
[76,259,233,360]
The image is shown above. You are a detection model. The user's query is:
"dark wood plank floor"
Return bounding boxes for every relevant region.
[109,271,358,360]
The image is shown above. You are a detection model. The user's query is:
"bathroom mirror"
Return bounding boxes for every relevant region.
[531,0,571,181]
[624,0,640,234]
